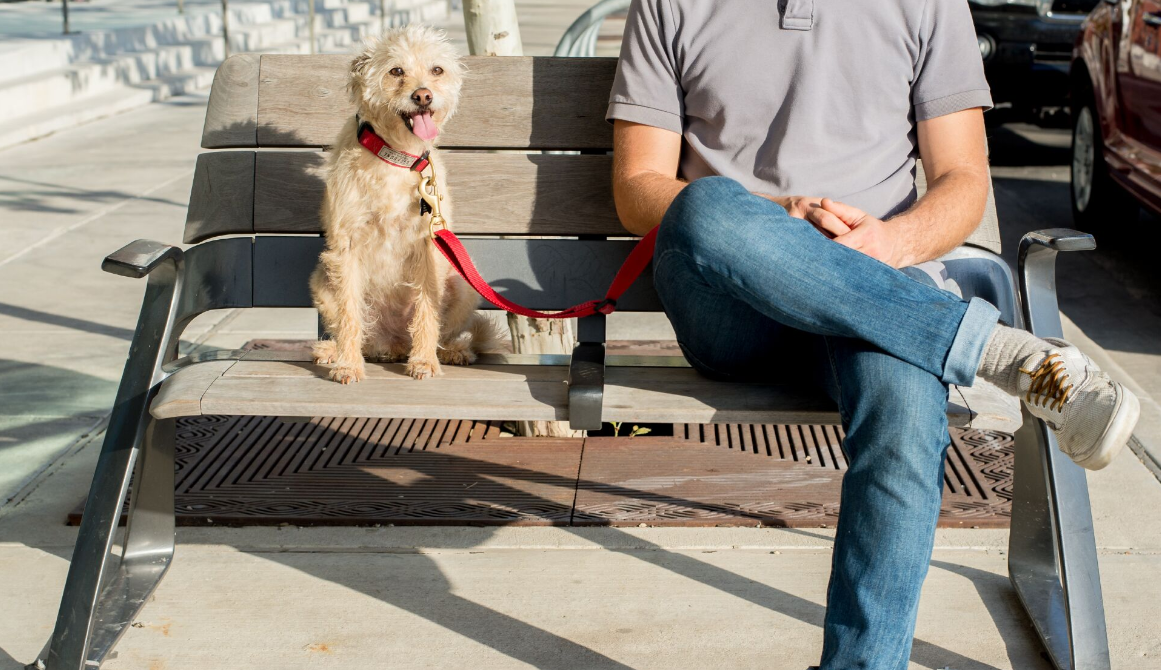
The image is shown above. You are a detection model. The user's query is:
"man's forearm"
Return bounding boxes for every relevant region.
[613,170,687,237]
[886,166,988,267]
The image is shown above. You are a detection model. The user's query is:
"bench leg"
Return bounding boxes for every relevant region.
[44,416,176,670]
[43,258,183,670]
[1012,229,1110,669]
[1009,410,1110,669]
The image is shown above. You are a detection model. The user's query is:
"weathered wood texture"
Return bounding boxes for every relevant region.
[201,54,260,148]
[184,152,256,243]
[250,55,616,149]
[150,352,1021,432]
[197,55,1002,251]
[185,151,623,242]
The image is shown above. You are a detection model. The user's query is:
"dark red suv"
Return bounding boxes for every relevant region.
[1069,0,1161,227]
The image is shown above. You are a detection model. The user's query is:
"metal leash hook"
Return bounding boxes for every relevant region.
[417,158,447,238]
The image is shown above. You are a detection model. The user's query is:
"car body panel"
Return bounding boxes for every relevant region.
[1077,0,1161,215]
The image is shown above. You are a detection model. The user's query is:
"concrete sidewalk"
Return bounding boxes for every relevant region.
[1,5,1160,669]
[2,426,1159,669]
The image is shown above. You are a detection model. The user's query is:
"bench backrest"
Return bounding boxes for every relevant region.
[186,55,1002,313]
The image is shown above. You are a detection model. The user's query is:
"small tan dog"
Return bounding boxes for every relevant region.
[311,26,499,384]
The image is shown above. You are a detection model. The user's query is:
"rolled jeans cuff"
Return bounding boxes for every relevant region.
[942,297,1001,386]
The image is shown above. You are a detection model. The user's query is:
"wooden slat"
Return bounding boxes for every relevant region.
[202,378,568,422]
[184,152,255,244]
[226,358,570,382]
[252,150,326,237]
[249,151,622,237]
[151,360,239,418]
[953,380,1021,434]
[254,55,617,149]
[189,151,623,243]
[201,54,261,148]
[151,355,1021,433]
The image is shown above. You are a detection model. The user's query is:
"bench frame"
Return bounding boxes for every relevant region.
[38,53,1110,670]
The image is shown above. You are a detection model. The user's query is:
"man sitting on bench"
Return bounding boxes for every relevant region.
[607,0,1139,667]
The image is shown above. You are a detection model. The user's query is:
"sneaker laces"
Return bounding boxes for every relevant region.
[1020,352,1075,412]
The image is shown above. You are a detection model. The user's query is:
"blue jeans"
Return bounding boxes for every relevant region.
[653,177,1000,670]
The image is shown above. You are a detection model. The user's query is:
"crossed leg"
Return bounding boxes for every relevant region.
[652,176,976,668]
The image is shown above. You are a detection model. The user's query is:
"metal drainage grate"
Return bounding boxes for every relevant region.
[71,416,1012,528]
[571,425,1013,527]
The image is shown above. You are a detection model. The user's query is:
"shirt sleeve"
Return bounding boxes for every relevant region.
[912,0,993,121]
[606,0,684,133]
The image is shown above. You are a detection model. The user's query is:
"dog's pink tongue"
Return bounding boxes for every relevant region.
[410,111,438,141]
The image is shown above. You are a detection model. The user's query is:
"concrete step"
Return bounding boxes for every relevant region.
[0,0,387,84]
[0,0,450,148]
[0,66,218,150]
[0,2,293,84]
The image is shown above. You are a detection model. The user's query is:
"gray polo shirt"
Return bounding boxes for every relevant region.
[607,0,993,224]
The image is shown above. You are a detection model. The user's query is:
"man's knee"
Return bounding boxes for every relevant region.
[658,176,792,260]
[659,177,744,250]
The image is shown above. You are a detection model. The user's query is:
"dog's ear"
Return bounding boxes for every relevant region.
[350,51,372,78]
[348,51,373,103]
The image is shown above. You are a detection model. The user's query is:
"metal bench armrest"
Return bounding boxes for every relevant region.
[1018,228,1095,339]
[1012,226,1111,669]
[102,239,184,279]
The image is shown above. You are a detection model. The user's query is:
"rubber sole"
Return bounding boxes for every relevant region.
[1073,383,1140,471]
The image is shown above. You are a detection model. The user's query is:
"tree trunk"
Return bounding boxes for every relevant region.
[506,314,581,438]
[463,2,581,437]
[462,0,525,57]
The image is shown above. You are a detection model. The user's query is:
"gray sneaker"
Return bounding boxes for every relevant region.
[1019,338,1140,470]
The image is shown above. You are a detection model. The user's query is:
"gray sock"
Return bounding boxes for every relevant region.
[975,325,1050,394]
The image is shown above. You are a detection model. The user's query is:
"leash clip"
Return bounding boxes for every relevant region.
[417,158,446,238]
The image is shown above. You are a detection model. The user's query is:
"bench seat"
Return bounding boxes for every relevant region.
[152,351,1021,432]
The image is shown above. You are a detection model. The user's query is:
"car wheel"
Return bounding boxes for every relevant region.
[1071,96,1137,230]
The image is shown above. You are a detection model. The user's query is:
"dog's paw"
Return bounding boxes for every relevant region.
[312,340,338,365]
[330,363,365,385]
[437,346,476,366]
[406,358,441,380]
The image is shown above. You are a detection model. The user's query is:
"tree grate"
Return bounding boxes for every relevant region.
[70,416,1012,528]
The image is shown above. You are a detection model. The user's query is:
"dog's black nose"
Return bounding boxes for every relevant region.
[411,88,433,107]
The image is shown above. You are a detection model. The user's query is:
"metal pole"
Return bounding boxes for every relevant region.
[379,0,386,34]
[309,0,316,54]
[221,0,230,59]
[62,0,70,34]
[177,0,184,14]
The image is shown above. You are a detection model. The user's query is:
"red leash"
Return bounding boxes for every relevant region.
[431,227,658,319]
[365,135,657,319]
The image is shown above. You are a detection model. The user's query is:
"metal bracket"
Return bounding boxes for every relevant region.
[568,314,607,431]
[1012,228,1110,670]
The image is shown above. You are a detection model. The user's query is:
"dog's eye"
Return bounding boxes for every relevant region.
[432,66,444,76]
[389,67,405,77]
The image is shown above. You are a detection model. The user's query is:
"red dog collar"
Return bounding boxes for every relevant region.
[357,120,431,172]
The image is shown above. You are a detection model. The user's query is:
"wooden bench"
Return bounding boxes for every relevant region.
[41,54,1110,669]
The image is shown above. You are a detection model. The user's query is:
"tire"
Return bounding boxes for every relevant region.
[1070,87,1138,230]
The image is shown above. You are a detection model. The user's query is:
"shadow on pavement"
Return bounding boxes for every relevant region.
[0,303,135,341]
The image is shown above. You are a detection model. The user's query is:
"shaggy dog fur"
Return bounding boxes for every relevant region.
[310,26,500,384]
